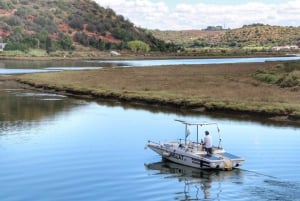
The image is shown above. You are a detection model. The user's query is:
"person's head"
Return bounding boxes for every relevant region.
[205,131,209,135]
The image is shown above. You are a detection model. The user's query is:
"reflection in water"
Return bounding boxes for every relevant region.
[145,159,300,201]
[1,77,300,200]
[145,160,243,200]
[93,97,300,128]
[0,80,82,135]
[0,60,102,74]
[0,60,101,69]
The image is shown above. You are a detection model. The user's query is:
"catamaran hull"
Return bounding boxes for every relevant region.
[147,142,244,170]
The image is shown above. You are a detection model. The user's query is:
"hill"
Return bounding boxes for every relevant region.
[0,0,169,54]
[222,24,300,48]
[150,29,225,47]
[151,24,300,50]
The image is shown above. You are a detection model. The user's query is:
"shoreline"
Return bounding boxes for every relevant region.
[0,51,292,61]
[9,62,299,125]
[17,79,300,122]
[15,78,300,125]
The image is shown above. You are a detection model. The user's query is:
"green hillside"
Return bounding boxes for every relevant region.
[151,24,300,50]
[0,0,169,54]
[222,24,300,48]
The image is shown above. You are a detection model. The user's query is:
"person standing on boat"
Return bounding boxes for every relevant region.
[204,131,213,155]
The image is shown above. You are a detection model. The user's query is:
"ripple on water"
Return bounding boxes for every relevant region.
[1,83,300,201]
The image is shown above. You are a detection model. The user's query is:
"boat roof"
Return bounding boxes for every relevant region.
[175,119,218,127]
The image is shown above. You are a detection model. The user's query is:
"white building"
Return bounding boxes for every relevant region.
[110,50,121,56]
[272,45,299,51]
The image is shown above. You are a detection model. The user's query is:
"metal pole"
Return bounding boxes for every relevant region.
[185,124,187,145]
[197,125,199,144]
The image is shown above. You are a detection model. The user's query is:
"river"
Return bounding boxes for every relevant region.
[0,59,300,201]
[1,56,300,74]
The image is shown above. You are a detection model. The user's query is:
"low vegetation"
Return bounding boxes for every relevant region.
[16,61,300,122]
[253,60,300,88]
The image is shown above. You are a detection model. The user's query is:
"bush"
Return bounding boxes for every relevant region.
[278,75,299,87]
[86,23,96,32]
[15,7,29,17]
[253,72,278,84]
[0,0,9,9]
[59,35,74,50]
[127,40,150,52]
[74,32,89,45]
[283,61,300,73]
[68,14,84,30]
[253,61,300,88]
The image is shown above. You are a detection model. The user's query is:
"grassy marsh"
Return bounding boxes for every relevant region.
[16,62,300,121]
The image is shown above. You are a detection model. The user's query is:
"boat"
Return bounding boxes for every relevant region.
[145,119,245,170]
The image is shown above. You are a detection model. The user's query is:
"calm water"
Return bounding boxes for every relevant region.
[0,60,300,201]
[1,56,300,74]
[92,56,300,67]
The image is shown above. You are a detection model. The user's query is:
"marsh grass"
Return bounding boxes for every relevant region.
[253,60,300,88]
[16,62,300,120]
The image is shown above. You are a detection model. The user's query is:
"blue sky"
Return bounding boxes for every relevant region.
[95,0,300,30]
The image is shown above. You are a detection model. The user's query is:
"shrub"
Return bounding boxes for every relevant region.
[278,75,299,88]
[68,14,84,30]
[253,71,278,84]
[127,40,150,52]
[283,61,300,73]
[74,32,89,45]
[86,24,96,32]
[0,0,9,9]
[253,61,300,88]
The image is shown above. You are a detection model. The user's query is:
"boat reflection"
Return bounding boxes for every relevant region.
[145,159,243,200]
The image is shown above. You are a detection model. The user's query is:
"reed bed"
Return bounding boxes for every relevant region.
[16,62,300,121]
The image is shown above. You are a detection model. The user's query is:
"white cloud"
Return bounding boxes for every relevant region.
[94,0,300,30]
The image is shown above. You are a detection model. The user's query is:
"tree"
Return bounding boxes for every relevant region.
[68,14,84,30]
[37,29,49,44]
[6,16,22,26]
[74,32,89,46]
[45,36,52,54]
[127,40,150,53]
[59,35,73,50]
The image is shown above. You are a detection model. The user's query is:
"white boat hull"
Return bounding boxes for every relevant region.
[147,141,244,170]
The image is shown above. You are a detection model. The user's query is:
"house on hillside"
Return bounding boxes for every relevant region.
[110,50,121,56]
[0,43,6,51]
[272,45,298,51]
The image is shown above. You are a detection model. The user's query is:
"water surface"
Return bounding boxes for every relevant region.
[1,56,300,74]
[92,56,300,67]
[0,80,299,201]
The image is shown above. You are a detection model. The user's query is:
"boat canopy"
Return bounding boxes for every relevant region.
[174,119,222,148]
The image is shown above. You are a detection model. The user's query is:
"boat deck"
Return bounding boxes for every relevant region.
[219,152,243,160]
[201,154,221,161]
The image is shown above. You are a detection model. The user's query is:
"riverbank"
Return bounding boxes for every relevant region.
[0,50,290,61]
[12,61,300,123]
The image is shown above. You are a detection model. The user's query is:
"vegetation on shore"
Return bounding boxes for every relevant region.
[252,61,300,88]
[15,61,300,122]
